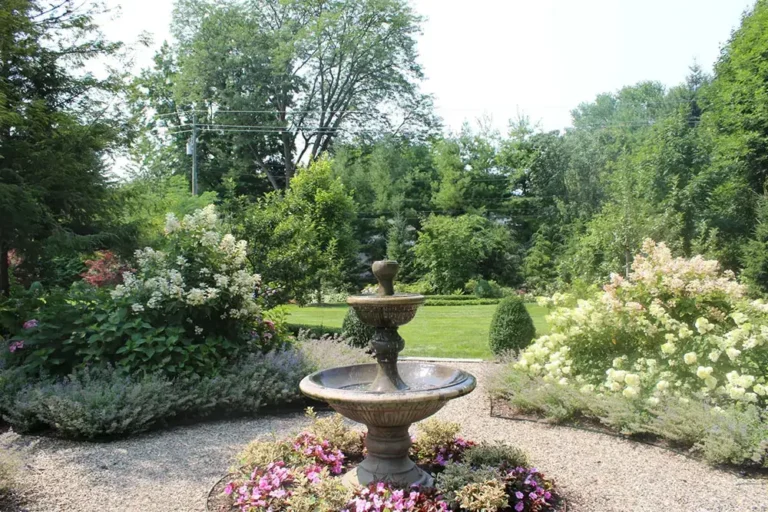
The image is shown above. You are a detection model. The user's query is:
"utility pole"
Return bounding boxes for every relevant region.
[188,113,199,195]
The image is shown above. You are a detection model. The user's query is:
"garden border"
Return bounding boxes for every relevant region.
[488,395,768,482]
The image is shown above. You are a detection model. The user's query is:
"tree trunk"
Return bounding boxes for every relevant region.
[282,131,294,188]
[0,242,10,297]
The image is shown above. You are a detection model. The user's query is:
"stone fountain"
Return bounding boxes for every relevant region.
[299,260,476,488]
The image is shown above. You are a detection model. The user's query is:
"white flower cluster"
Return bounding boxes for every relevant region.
[517,240,768,406]
[112,205,262,329]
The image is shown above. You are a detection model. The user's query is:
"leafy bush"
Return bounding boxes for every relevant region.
[463,441,529,469]
[488,297,536,355]
[3,206,278,378]
[517,240,768,407]
[495,366,768,467]
[0,336,368,439]
[466,279,504,298]
[341,308,375,348]
[81,251,132,287]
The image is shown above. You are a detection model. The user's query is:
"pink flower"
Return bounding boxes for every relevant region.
[23,319,38,329]
[8,340,24,353]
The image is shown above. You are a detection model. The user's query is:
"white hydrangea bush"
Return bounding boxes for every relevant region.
[516,240,768,406]
[112,205,268,343]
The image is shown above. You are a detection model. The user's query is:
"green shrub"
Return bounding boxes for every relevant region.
[496,365,768,468]
[341,308,375,349]
[470,279,504,299]
[488,297,535,355]
[3,206,279,379]
[435,463,502,505]
[0,347,321,439]
[463,441,529,469]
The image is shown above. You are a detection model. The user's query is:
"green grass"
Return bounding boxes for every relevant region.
[285,303,549,359]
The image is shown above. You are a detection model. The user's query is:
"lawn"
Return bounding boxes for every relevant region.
[285,303,550,359]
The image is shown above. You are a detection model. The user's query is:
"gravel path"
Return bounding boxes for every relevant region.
[12,362,768,512]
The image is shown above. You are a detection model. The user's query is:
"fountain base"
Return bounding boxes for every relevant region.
[340,424,434,488]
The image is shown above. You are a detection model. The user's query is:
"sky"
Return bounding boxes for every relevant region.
[98,0,756,134]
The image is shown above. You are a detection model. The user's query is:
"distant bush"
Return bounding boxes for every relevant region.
[287,323,343,338]
[341,308,375,349]
[488,297,536,355]
[466,279,504,299]
[425,298,500,306]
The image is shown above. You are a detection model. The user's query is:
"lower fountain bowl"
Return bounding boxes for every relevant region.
[299,362,476,426]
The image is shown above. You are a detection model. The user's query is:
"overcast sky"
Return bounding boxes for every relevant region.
[98,0,756,134]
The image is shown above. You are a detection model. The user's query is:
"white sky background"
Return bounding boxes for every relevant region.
[98,0,756,135]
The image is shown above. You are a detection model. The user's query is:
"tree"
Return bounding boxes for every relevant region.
[237,157,358,303]
[133,0,435,193]
[413,214,518,293]
[0,0,127,295]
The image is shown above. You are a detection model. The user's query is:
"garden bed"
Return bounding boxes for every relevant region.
[206,412,564,512]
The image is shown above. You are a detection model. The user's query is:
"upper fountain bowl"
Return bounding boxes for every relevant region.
[347,293,424,327]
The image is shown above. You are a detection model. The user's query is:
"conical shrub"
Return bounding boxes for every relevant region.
[488,296,535,355]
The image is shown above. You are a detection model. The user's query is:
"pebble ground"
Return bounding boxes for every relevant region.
[12,362,768,512]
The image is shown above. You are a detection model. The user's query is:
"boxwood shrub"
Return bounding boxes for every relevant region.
[488,297,535,355]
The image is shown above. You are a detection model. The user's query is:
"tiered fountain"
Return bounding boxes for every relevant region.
[300,260,476,488]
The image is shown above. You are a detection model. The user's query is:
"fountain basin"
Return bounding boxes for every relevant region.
[300,362,476,425]
[300,362,476,487]
[347,293,424,327]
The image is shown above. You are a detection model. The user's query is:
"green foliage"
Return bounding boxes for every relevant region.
[742,195,768,295]
[425,299,500,306]
[0,0,131,295]
[0,349,309,439]
[413,214,519,293]
[488,297,536,355]
[435,463,503,505]
[133,0,432,193]
[496,368,768,467]
[237,158,358,304]
[341,308,375,349]
[462,442,530,469]
[287,324,343,338]
[120,175,218,248]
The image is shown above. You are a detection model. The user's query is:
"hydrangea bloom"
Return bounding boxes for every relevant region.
[518,240,768,406]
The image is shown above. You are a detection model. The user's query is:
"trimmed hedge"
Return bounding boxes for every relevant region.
[425,298,500,306]
[488,296,536,355]
[287,323,343,338]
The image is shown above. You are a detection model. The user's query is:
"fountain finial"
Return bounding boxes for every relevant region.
[372,260,398,296]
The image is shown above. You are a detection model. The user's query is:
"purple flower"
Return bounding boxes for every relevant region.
[23,319,38,329]
[515,502,525,512]
[8,340,24,353]
[515,491,524,500]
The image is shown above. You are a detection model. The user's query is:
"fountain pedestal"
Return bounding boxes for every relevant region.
[299,260,476,488]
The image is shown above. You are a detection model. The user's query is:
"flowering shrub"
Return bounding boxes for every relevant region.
[4,206,279,378]
[81,251,132,287]
[223,416,560,512]
[111,205,269,347]
[516,240,768,406]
